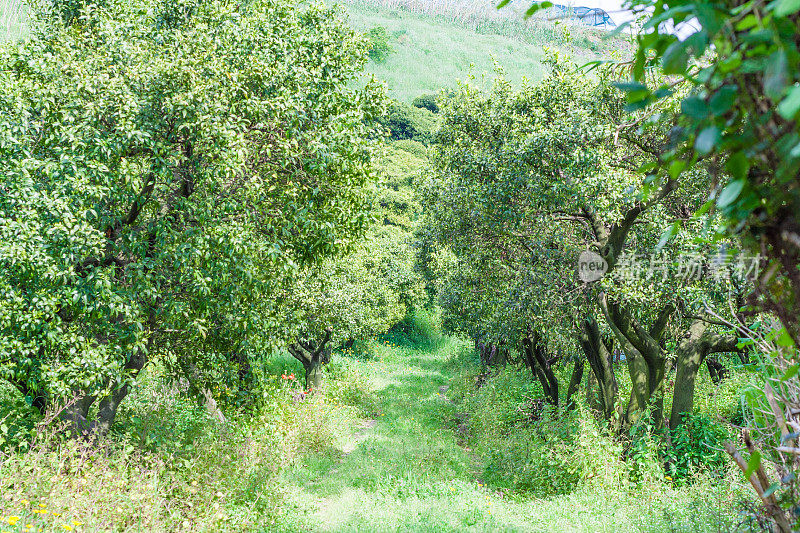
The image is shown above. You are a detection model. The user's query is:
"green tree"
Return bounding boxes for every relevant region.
[287,142,427,389]
[618,0,800,349]
[421,58,748,429]
[0,0,383,433]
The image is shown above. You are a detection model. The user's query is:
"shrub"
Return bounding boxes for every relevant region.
[665,413,730,482]
[392,139,428,160]
[378,102,439,144]
[481,409,580,496]
[367,26,393,63]
[412,93,439,113]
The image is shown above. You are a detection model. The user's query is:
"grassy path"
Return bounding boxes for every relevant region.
[284,336,744,533]
[290,338,508,532]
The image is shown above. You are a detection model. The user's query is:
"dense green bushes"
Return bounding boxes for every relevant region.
[378,102,439,144]
[367,25,393,63]
[412,93,439,113]
[450,361,738,498]
[0,354,376,531]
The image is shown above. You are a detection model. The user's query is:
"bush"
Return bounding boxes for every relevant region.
[412,93,439,113]
[367,26,393,63]
[665,413,730,482]
[378,102,440,144]
[392,139,428,160]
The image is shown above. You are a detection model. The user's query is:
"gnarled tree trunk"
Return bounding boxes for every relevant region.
[288,328,333,390]
[579,316,618,423]
[600,293,674,429]
[670,320,741,429]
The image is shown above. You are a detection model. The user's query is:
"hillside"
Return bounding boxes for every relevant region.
[343,0,632,102]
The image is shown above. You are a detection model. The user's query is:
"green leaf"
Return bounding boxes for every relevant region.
[725,152,750,181]
[781,364,800,382]
[744,450,761,479]
[776,329,796,347]
[662,40,689,74]
[764,50,789,100]
[496,0,512,8]
[656,221,680,251]
[691,199,714,220]
[668,160,686,179]
[681,96,708,119]
[695,126,720,155]
[524,1,553,19]
[777,85,800,120]
[710,85,738,116]
[772,0,800,16]
[717,179,745,208]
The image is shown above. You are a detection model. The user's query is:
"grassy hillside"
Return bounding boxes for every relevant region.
[1,0,27,41]
[343,0,632,102]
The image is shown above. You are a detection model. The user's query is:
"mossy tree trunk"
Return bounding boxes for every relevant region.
[600,293,674,429]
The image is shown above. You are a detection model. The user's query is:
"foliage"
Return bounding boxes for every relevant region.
[412,93,439,113]
[612,0,800,526]
[618,0,800,348]
[367,25,394,63]
[665,413,730,482]
[0,0,384,430]
[283,140,427,372]
[378,102,439,144]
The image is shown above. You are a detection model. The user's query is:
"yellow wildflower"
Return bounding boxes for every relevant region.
[63,527,73,532]
[72,521,84,526]
[33,510,48,515]
[38,504,46,508]
[21,499,29,505]
[53,513,62,517]
[7,517,20,526]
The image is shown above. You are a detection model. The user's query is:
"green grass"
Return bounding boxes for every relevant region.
[343,0,632,103]
[1,0,27,42]
[282,318,753,532]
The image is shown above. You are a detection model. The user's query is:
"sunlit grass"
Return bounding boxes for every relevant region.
[283,323,753,533]
[342,0,632,103]
[0,0,27,42]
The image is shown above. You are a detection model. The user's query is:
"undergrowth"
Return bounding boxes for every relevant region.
[0,356,376,532]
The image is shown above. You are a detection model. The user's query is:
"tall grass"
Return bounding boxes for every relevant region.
[0,0,27,42]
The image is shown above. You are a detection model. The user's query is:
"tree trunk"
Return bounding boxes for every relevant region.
[522,332,559,406]
[60,394,97,435]
[579,316,618,422]
[306,359,323,390]
[95,346,148,434]
[670,320,741,429]
[600,293,673,429]
[565,358,584,409]
[288,328,333,392]
[706,357,727,384]
[585,365,600,412]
